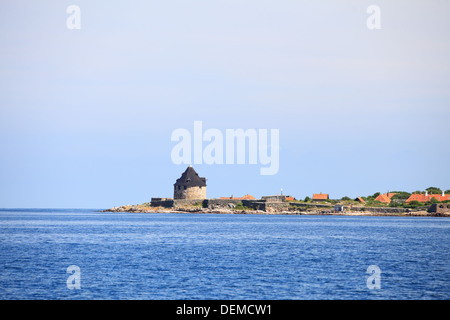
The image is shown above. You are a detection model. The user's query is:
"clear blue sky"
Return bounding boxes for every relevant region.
[1,1,449,208]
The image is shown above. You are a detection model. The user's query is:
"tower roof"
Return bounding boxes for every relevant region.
[174,166,206,187]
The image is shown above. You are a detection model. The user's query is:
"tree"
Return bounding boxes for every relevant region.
[426,187,442,194]
[389,201,402,207]
[430,197,439,204]
[391,192,411,200]
[366,192,380,201]
[341,196,351,201]
[405,200,422,208]
[304,196,311,202]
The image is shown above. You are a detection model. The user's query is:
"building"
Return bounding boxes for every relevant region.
[354,197,366,203]
[374,192,396,204]
[173,165,207,200]
[261,195,294,202]
[312,193,329,201]
[428,203,450,215]
[151,198,172,202]
[220,194,256,200]
[406,191,449,203]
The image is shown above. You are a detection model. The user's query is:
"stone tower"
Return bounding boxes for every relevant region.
[174,166,207,200]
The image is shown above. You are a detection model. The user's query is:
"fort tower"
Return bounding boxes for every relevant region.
[173,165,207,200]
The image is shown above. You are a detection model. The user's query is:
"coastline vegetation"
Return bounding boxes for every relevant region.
[234,203,254,211]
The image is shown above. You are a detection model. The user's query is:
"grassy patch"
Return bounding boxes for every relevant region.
[234,203,254,210]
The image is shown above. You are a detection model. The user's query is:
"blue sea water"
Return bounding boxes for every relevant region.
[0,209,448,300]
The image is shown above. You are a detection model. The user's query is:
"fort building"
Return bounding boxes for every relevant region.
[428,203,450,216]
[173,165,207,200]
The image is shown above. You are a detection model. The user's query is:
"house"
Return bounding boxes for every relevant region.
[354,197,366,204]
[173,165,207,200]
[374,192,396,204]
[220,194,256,200]
[406,191,449,203]
[312,193,329,201]
[240,194,256,200]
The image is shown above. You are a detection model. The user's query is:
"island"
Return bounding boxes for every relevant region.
[103,166,450,217]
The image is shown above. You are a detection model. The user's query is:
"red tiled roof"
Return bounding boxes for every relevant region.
[220,194,255,200]
[375,194,390,203]
[374,193,396,203]
[387,193,396,199]
[406,193,449,203]
[313,193,329,200]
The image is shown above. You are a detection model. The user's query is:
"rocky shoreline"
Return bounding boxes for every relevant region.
[101,204,437,217]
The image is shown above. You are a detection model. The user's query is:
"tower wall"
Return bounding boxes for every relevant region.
[174,186,206,200]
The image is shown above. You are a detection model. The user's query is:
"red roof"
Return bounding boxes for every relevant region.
[406,193,449,203]
[313,193,329,200]
[374,193,396,204]
[220,194,255,200]
[355,197,366,203]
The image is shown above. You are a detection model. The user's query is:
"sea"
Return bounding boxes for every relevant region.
[0,208,448,300]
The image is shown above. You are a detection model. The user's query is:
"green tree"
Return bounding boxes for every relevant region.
[391,192,411,200]
[304,196,311,202]
[405,200,422,208]
[389,201,402,207]
[426,187,442,194]
[430,197,439,204]
[341,196,351,201]
[366,192,380,201]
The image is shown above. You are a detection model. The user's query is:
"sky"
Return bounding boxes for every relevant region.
[0,0,449,208]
